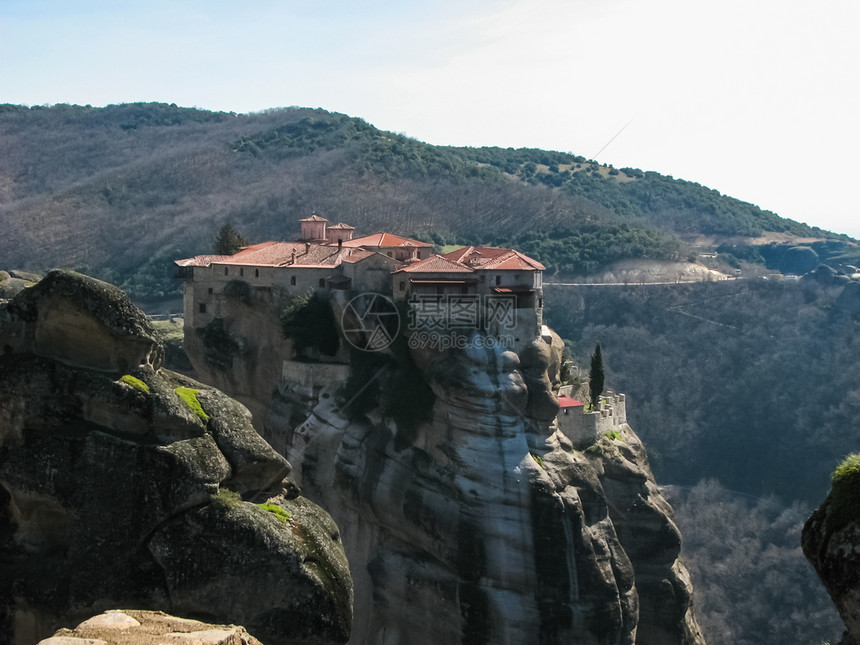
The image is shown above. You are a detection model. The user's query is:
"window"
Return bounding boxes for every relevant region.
[399,281,406,291]
[495,275,501,286]
[319,278,326,288]
[290,276,296,286]
[387,252,393,257]
[255,269,259,278]
[240,268,244,277]
[208,288,213,295]
[199,303,207,313]
[224,267,228,276]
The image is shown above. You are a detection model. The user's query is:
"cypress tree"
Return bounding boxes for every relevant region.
[589,343,604,410]
[213,223,249,255]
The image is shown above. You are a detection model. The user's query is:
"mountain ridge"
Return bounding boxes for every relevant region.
[2,102,853,301]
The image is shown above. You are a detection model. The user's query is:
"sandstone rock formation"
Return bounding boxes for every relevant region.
[803,458,860,645]
[0,271,352,645]
[266,328,705,644]
[587,430,702,643]
[40,609,263,645]
[181,278,706,643]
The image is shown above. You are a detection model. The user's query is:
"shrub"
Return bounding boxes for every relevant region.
[223,279,252,304]
[199,317,241,366]
[210,488,241,508]
[832,454,860,484]
[828,453,860,532]
[339,332,436,447]
[281,291,339,358]
[213,223,249,255]
[340,347,388,421]
[589,344,604,407]
[385,341,436,450]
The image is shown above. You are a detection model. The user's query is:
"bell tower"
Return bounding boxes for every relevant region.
[298,213,328,242]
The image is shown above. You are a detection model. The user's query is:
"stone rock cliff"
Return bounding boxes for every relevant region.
[0,271,352,645]
[263,327,705,644]
[803,460,860,645]
[183,285,293,427]
[182,285,706,643]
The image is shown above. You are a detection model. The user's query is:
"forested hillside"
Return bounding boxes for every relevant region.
[546,279,860,502]
[544,278,860,644]
[672,481,842,645]
[1,102,850,300]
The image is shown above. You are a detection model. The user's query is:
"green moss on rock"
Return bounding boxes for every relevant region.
[175,386,209,421]
[120,374,149,393]
[258,502,292,523]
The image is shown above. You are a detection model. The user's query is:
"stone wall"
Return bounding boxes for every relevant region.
[343,255,400,294]
[184,265,334,328]
[557,392,627,449]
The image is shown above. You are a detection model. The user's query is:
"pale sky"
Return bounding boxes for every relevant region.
[2,0,859,238]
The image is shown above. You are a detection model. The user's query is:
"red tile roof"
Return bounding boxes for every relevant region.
[235,241,279,254]
[485,251,546,271]
[442,246,508,264]
[558,395,585,408]
[328,222,355,230]
[220,242,305,265]
[175,254,230,267]
[299,214,328,222]
[395,254,476,273]
[342,233,433,248]
[339,249,377,263]
[176,233,545,279]
[178,242,381,269]
[442,246,545,271]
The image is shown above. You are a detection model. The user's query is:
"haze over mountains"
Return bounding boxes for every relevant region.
[2,102,856,301]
